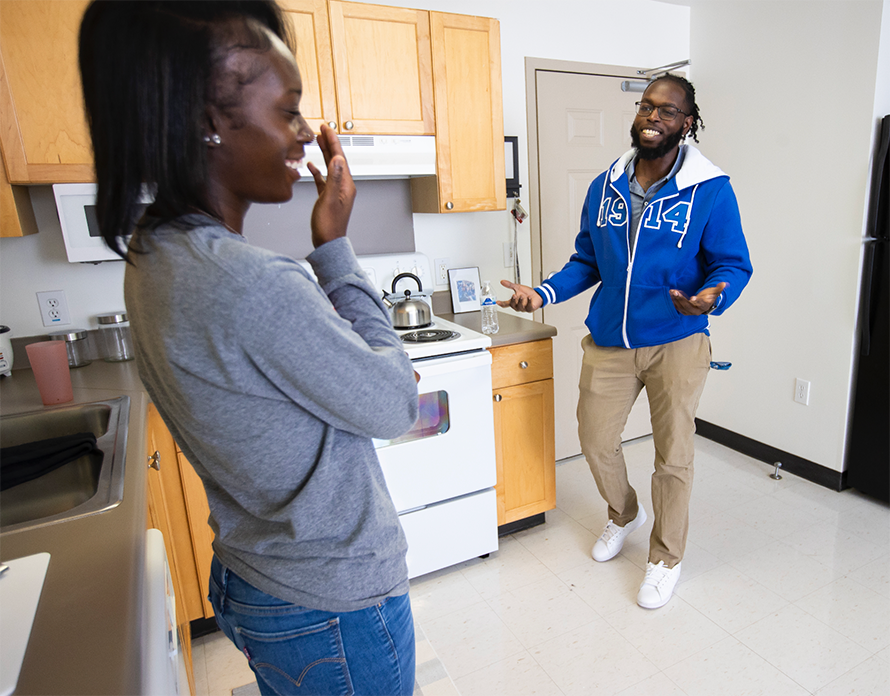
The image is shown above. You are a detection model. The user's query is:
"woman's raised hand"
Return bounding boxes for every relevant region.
[308,124,357,248]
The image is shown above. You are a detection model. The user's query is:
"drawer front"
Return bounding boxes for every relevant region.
[491,339,553,389]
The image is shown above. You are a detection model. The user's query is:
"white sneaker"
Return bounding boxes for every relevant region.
[591,506,647,562]
[637,561,681,609]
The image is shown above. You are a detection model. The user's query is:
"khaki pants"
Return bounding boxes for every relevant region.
[577,333,711,568]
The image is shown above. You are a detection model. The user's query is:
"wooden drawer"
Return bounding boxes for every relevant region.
[490,339,553,389]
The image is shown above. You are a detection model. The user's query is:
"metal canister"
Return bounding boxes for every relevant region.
[0,325,13,376]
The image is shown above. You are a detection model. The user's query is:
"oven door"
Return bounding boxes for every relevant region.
[374,349,495,513]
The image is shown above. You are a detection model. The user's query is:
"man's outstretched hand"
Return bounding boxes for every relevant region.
[498,280,544,313]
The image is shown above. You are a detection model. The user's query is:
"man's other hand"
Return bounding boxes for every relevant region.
[670,282,728,315]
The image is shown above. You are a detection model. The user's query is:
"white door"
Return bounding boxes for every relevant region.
[535,69,652,461]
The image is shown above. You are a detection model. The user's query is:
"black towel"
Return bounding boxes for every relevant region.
[1,432,103,491]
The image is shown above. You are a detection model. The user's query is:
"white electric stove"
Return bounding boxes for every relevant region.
[357,253,497,577]
[300,252,498,577]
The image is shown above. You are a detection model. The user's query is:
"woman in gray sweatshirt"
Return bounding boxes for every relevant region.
[78,2,420,694]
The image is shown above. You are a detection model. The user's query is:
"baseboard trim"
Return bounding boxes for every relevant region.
[694,419,846,492]
[498,512,546,536]
[190,616,219,639]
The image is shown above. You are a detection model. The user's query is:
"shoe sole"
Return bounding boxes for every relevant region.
[591,507,647,562]
[637,593,673,609]
[637,562,681,609]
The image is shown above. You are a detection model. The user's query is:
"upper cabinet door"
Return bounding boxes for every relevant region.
[328,1,434,135]
[1,153,37,237]
[429,12,505,212]
[0,0,94,183]
[279,0,338,133]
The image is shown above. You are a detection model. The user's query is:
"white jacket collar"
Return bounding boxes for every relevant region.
[609,143,727,190]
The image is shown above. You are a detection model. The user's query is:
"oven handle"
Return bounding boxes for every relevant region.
[412,350,492,377]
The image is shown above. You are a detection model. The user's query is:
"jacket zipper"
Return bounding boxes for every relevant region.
[675,183,699,249]
[622,205,644,349]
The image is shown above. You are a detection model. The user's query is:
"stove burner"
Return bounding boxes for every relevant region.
[400,329,460,343]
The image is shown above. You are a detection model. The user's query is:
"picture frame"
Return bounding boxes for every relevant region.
[448,266,482,314]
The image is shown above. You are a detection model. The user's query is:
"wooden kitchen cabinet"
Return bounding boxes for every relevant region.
[278,0,339,134]
[1,0,504,214]
[279,0,434,135]
[277,2,506,211]
[177,447,216,619]
[145,405,205,623]
[328,1,434,135]
[0,0,435,184]
[411,12,505,213]
[144,404,198,696]
[0,151,38,237]
[491,339,556,526]
[145,404,217,622]
[0,0,94,184]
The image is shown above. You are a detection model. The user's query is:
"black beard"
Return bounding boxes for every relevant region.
[630,125,685,160]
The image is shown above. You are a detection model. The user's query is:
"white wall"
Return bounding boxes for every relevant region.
[688,0,887,473]
[871,2,890,173]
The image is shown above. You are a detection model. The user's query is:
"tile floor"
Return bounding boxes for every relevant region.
[191,435,890,695]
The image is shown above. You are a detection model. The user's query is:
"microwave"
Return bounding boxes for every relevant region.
[53,183,152,263]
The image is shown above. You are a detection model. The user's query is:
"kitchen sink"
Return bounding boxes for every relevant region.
[0,397,130,534]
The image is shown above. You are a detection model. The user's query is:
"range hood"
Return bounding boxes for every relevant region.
[298,134,436,180]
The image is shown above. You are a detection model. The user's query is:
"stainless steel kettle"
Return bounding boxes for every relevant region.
[382,273,432,329]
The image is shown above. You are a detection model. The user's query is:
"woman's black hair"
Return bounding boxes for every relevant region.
[78,1,294,260]
[649,73,705,143]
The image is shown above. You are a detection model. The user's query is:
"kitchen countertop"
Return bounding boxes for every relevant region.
[439,310,557,347]
[0,361,149,696]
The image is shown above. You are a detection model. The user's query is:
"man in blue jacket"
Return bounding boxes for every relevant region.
[500,74,752,609]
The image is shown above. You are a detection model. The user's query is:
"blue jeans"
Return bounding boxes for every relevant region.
[209,557,415,696]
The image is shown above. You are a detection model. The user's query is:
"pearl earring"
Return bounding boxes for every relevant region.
[203,133,222,145]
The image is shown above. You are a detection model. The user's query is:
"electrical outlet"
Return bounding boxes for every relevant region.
[434,258,450,285]
[503,242,515,269]
[36,290,71,327]
[794,378,811,406]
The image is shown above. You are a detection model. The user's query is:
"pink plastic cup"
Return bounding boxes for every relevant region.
[25,340,74,405]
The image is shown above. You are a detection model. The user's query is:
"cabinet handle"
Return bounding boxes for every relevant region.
[494,394,502,402]
[344,121,354,130]
[519,361,529,369]
[327,121,337,129]
[147,451,161,471]
[445,202,454,210]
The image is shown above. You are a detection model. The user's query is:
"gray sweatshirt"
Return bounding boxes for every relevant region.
[125,215,419,612]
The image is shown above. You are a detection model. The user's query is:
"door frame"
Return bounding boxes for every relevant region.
[524,57,643,293]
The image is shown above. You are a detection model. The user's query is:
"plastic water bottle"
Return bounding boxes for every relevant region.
[480,280,499,335]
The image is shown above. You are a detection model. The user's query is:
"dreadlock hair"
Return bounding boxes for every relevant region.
[649,73,705,143]
[78,1,294,260]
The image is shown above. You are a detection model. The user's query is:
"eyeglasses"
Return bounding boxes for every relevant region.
[635,102,690,121]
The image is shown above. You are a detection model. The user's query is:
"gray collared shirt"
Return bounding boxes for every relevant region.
[625,146,686,252]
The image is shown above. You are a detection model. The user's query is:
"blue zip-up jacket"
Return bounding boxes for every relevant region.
[535,144,752,348]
